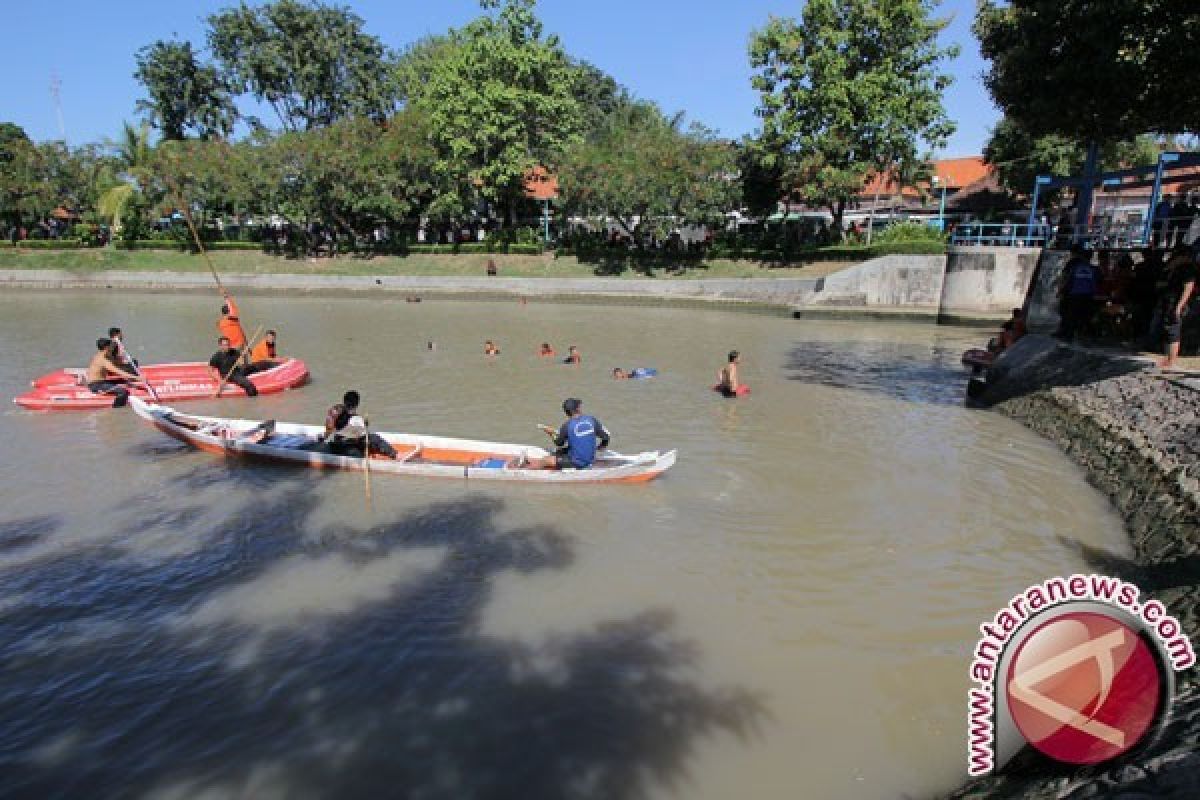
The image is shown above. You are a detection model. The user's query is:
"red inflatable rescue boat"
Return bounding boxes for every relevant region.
[15,358,310,411]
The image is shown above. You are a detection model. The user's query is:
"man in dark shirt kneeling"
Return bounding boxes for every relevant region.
[208,336,258,396]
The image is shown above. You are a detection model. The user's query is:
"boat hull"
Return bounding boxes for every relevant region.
[15,359,310,410]
[129,398,676,484]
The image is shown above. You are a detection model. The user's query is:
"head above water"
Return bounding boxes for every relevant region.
[562,397,581,416]
[612,368,626,379]
[343,390,360,409]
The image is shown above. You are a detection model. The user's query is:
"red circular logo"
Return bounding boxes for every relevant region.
[1005,611,1162,765]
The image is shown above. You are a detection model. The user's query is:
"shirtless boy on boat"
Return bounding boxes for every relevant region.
[86,338,139,407]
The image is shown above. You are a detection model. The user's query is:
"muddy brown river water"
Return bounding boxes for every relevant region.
[0,291,1131,799]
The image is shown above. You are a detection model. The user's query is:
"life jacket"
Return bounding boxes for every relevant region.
[218,297,247,349]
[251,339,276,362]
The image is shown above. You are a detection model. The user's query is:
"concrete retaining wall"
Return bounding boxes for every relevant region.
[1023,249,1072,334]
[0,249,1045,325]
[788,254,946,318]
[939,246,1040,321]
[789,247,1042,324]
[0,269,823,309]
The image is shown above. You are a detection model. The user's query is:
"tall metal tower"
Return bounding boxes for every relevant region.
[50,71,66,142]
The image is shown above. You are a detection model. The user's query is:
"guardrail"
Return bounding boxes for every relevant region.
[950,222,1170,249]
[949,223,1048,247]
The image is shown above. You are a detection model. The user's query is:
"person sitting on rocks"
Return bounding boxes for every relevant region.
[989,308,1027,354]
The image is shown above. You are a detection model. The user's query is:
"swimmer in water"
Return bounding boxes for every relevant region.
[612,368,628,380]
[716,350,740,397]
[484,340,500,356]
[538,342,556,357]
[563,345,581,365]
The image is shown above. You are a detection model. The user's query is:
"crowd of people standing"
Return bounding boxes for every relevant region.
[1056,242,1198,367]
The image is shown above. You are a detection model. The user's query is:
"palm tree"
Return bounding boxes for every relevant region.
[96,183,135,232]
[97,122,154,234]
[115,121,153,181]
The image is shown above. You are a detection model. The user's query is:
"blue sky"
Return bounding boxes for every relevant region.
[0,0,997,156]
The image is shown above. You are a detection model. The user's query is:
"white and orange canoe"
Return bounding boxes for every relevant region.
[130,398,676,484]
[15,359,310,411]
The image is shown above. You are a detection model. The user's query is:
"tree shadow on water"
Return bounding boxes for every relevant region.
[785,340,971,406]
[1057,536,1200,598]
[0,484,765,800]
[0,515,59,554]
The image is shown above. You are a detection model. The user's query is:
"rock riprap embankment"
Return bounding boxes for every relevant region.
[947,335,1198,799]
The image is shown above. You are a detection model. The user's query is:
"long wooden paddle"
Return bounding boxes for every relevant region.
[362,413,373,505]
[161,157,226,294]
[214,325,264,398]
[114,337,160,403]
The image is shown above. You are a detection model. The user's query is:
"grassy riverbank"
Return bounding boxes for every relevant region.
[0,247,864,280]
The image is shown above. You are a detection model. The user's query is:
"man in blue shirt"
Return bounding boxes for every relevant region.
[529,397,611,470]
[1055,244,1098,342]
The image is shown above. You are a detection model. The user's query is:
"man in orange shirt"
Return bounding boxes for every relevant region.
[248,329,281,372]
[218,289,247,350]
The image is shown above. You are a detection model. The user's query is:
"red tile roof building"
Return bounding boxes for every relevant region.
[860,156,995,206]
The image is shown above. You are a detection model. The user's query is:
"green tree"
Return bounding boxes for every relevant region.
[114,122,154,179]
[38,142,92,213]
[975,0,1198,225]
[569,59,627,141]
[736,138,788,218]
[207,0,398,132]
[266,113,440,239]
[0,138,113,229]
[0,124,48,229]
[0,122,29,164]
[558,102,738,246]
[153,138,241,228]
[975,0,1199,144]
[134,40,237,141]
[394,35,455,105]
[749,0,957,237]
[401,0,584,223]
